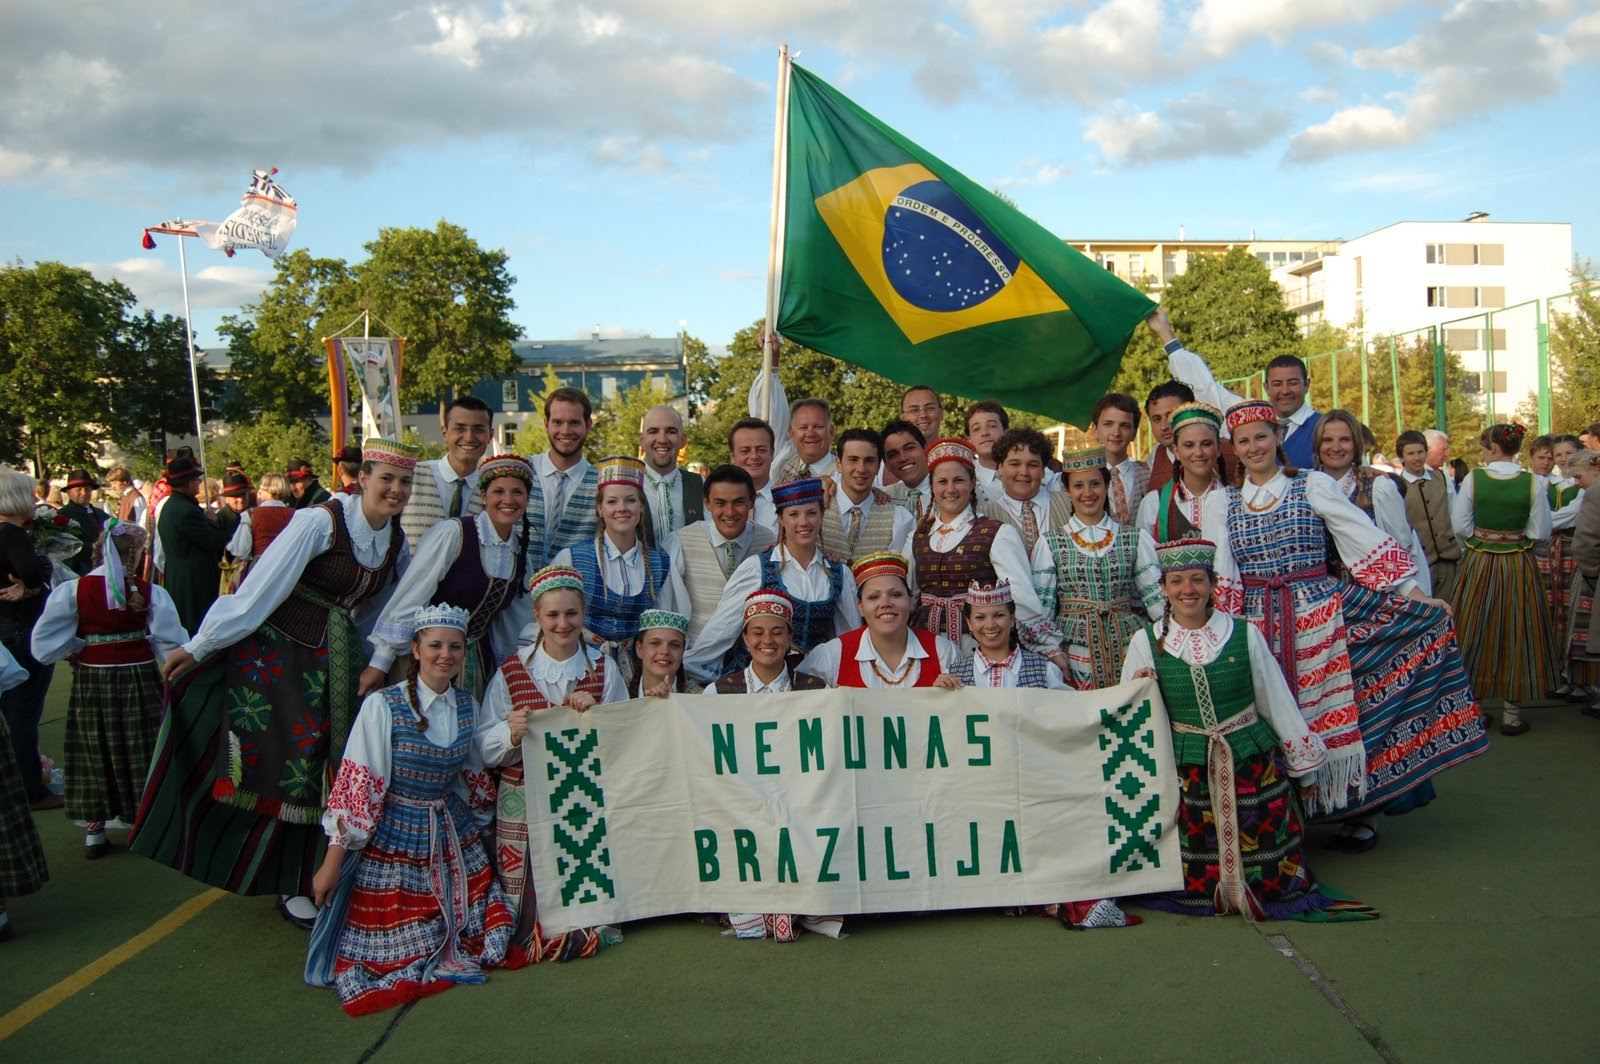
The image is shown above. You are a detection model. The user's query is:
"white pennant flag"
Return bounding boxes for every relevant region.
[143,168,297,258]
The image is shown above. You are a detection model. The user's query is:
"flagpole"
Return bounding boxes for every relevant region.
[176,235,209,489]
[760,43,792,426]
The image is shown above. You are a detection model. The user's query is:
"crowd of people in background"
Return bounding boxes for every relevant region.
[2,308,1597,1015]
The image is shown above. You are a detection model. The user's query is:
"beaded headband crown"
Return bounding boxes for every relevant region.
[527,564,585,601]
[926,437,977,471]
[413,603,471,633]
[771,476,825,510]
[742,589,794,625]
[596,455,646,491]
[477,455,535,492]
[1169,401,1223,438]
[964,580,1013,606]
[1155,537,1217,573]
[636,609,690,636]
[362,437,421,471]
[1059,445,1107,473]
[1223,400,1279,434]
[852,550,909,587]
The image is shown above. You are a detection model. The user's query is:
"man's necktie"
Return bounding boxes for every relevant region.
[847,507,863,555]
[1109,469,1130,525]
[551,471,569,522]
[1021,500,1040,553]
[723,541,739,577]
[652,473,675,536]
[449,477,466,518]
[907,487,922,519]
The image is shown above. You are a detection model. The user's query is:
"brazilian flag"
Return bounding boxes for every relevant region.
[777,63,1155,427]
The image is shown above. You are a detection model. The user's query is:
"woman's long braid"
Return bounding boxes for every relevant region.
[404,656,424,723]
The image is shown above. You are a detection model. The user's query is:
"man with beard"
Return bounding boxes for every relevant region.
[639,404,702,547]
[528,386,599,564]
[401,395,492,550]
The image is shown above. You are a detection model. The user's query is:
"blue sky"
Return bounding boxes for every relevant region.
[3,0,1597,354]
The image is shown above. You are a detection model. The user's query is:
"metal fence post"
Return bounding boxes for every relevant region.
[1387,335,1402,441]
[1536,298,1551,433]
[1484,309,1496,424]
[1432,325,1446,431]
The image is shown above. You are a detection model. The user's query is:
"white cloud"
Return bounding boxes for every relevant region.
[1188,0,1408,54]
[1287,0,1599,162]
[996,158,1075,187]
[1086,91,1293,167]
[80,256,274,312]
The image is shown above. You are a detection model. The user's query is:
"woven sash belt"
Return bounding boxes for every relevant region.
[1171,705,1266,921]
[1241,566,1327,681]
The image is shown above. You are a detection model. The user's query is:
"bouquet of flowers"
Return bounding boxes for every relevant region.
[30,502,84,584]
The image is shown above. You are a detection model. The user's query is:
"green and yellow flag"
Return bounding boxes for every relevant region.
[777,63,1155,427]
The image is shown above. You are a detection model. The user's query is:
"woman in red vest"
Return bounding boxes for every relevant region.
[223,472,295,585]
[31,521,188,858]
[797,552,960,688]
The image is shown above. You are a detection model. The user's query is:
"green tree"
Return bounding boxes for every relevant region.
[354,221,521,406]
[107,309,223,470]
[219,250,356,422]
[213,411,328,480]
[589,380,679,460]
[1,261,125,475]
[1516,270,1600,435]
[511,366,567,458]
[1108,249,1300,415]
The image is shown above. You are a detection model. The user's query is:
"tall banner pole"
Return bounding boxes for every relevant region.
[176,236,209,488]
[760,43,792,426]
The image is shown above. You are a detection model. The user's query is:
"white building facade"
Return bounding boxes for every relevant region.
[1275,217,1574,417]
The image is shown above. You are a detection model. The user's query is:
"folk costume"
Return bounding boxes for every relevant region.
[821,485,915,566]
[660,517,776,647]
[32,545,187,850]
[400,455,488,554]
[908,440,1058,654]
[475,565,628,967]
[0,641,48,926]
[528,452,598,566]
[289,466,333,510]
[1120,539,1347,922]
[1147,434,1239,496]
[1538,476,1587,686]
[642,464,704,547]
[371,457,536,699]
[1450,458,1559,705]
[1106,456,1151,528]
[629,610,703,696]
[1030,448,1162,692]
[156,455,229,634]
[981,486,1074,557]
[1201,402,1487,816]
[0,519,54,805]
[552,456,669,675]
[307,605,513,1016]
[1166,338,1323,469]
[1327,465,1434,596]
[798,553,961,688]
[1399,467,1462,602]
[224,499,294,571]
[682,479,862,683]
[1567,463,1600,688]
[130,439,414,898]
[705,591,835,942]
[60,471,108,577]
[216,472,253,596]
[1135,403,1228,546]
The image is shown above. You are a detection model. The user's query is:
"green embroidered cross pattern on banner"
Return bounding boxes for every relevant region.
[520,682,1181,935]
[1100,697,1163,874]
[544,728,615,905]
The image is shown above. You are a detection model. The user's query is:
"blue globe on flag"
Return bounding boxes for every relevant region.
[881,180,1020,312]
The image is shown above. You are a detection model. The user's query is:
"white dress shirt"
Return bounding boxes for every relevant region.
[797,628,961,688]
[1451,461,1552,542]
[751,484,778,537]
[31,565,190,665]
[432,456,479,519]
[183,491,408,662]
[475,644,627,768]
[367,511,534,671]
[553,534,661,599]
[644,465,687,545]
[1119,612,1327,778]
[683,544,862,682]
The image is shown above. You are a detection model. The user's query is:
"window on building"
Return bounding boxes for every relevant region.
[1162,254,1179,278]
[1426,286,1446,306]
[1096,252,1115,271]
[1255,252,1271,263]
[1128,254,1144,278]
[499,423,519,447]
[602,376,619,400]
[1478,244,1505,266]
[1479,286,1506,308]
[1425,243,1445,264]
[501,379,518,408]
[1462,371,1508,394]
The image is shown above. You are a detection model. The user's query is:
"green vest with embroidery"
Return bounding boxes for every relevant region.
[1150,619,1280,767]
[1468,469,1535,553]
[1550,481,1581,542]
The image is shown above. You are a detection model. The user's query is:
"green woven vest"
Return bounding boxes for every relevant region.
[1550,481,1581,542]
[1468,469,1535,552]
[1151,619,1280,767]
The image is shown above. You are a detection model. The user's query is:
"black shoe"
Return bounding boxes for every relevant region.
[1327,826,1379,854]
[276,896,317,931]
[1500,719,1531,736]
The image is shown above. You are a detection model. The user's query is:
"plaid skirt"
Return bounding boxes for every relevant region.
[1568,573,1599,681]
[1452,546,1559,702]
[1536,536,1579,653]
[65,662,164,823]
[0,715,48,897]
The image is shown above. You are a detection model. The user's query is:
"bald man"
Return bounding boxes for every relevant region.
[639,404,704,546]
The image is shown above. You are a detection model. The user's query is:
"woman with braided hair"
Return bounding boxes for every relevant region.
[307,605,512,1015]
[1450,422,1558,734]
[32,521,188,859]
[475,565,627,967]
[363,455,537,700]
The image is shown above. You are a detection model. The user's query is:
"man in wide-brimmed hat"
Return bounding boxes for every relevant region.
[216,470,253,543]
[61,469,108,576]
[285,458,332,510]
[157,453,229,631]
[333,444,363,495]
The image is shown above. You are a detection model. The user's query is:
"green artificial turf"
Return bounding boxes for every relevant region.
[2,684,1596,1062]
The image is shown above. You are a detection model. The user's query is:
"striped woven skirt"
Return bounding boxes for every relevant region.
[1451,545,1559,702]
[64,662,163,824]
[129,659,324,896]
[1140,750,1328,919]
[1567,573,1599,682]
[1536,536,1579,656]
[0,714,48,897]
[1338,584,1489,815]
